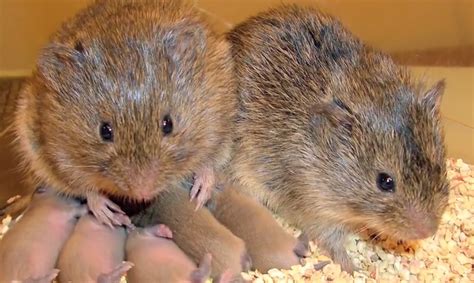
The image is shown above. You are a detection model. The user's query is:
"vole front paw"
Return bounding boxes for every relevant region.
[151,224,173,239]
[332,249,357,274]
[97,261,134,283]
[294,233,311,258]
[317,227,357,273]
[23,269,59,283]
[86,192,134,229]
[190,167,216,210]
[190,253,212,283]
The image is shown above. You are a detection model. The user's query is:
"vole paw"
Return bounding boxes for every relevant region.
[294,233,311,257]
[152,224,173,239]
[87,193,131,229]
[332,250,357,274]
[241,252,252,272]
[115,213,135,229]
[23,269,60,283]
[97,261,134,283]
[190,253,212,283]
[215,269,240,283]
[190,167,216,211]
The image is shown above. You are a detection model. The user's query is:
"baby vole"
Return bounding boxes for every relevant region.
[126,224,214,283]
[132,183,251,282]
[0,186,86,282]
[211,187,309,272]
[227,5,449,272]
[14,0,236,226]
[57,213,132,283]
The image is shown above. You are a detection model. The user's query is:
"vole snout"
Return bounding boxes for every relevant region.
[119,162,160,200]
[405,206,438,239]
[130,186,158,202]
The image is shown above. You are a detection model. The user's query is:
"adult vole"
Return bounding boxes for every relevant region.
[13,0,236,226]
[227,5,449,272]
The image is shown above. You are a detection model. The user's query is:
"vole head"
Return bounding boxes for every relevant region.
[307,54,449,240]
[19,1,234,202]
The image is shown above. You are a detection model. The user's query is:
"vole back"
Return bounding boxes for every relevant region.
[227,5,449,272]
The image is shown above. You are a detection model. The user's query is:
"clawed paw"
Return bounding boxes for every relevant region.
[87,193,134,229]
[294,233,311,258]
[153,224,173,239]
[190,167,216,211]
[23,269,59,283]
[97,261,134,283]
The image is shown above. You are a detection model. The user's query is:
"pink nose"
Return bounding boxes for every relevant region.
[134,189,155,201]
[407,206,438,239]
[129,164,158,200]
[412,221,437,239]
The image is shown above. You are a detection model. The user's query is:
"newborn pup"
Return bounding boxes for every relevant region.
[126,224,212,283]
[211,187,309,272]
[132,184,251,282]
[57,213,132,283]
[14,0,236,227]
[227,5,450,272]
[0,186,86,282]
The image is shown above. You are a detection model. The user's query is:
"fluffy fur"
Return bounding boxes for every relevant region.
[14,0,236,203]
[227,5,449,271]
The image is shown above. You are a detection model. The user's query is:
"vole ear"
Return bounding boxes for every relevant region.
[311,97,353,133]
[421,79,445,115]
[163,22,207,75]
[36,42,85,93]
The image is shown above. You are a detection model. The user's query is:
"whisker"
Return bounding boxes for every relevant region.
[0,124,14,138]
[61,165,101,169]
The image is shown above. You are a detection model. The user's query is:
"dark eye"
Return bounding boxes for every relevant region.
[376,173,395,192]
[34,186,46,194]
[162,115,173,135]
[100,122,114,142]
[74,41,84,53]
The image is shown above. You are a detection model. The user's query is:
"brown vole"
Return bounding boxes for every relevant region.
[57,213,132,283]
[126,224,215,283]
[210,186,309,272]
[13,0,236,227]
[0,186,86,282]
[132,182,251,282]
[226,5,449,272]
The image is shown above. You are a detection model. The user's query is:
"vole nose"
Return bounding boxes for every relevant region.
[132,178,157,200]
[407,206,438,239]
[129,163,159,200]
[412,220,437,239]
[134,190,155,201]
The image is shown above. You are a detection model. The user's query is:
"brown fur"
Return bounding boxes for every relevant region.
[13,0,236,205]
[211,187,308,272]
[126,225,211,283]
[131,183,250,282]
[57,213,130,283]
[226,5,449,272]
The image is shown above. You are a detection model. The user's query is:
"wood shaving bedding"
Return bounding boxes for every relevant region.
[1,158,473,282]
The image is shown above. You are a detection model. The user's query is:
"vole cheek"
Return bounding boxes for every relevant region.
[173,148,190,163]
[90,175,120,193]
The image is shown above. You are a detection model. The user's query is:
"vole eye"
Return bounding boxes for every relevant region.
[34,186,46,194]
[100,122,114,142]
[162,114,173,135]
[74,41,84,53]
[376,173,395,192]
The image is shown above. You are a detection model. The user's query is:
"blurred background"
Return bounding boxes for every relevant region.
[0,0,473,204]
